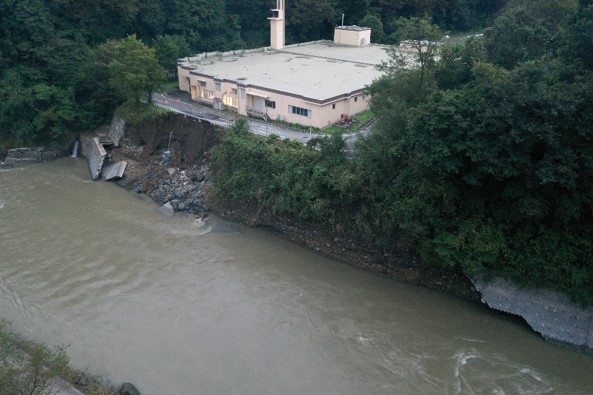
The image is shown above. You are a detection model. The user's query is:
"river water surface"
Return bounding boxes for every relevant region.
[0,159,591,394]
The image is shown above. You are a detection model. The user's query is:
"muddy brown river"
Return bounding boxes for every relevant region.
[0,159,591,394]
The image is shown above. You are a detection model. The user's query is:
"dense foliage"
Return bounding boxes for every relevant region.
[0,0,505,152]
[212,0,593,303]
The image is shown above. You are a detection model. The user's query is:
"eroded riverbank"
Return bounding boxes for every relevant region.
[100,114,480,302]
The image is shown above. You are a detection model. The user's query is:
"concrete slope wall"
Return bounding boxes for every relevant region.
[473,276,593,353]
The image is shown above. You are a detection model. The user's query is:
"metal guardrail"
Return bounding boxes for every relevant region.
[153,101,231,128]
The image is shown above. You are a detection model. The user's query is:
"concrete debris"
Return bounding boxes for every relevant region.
[81,129,127,181]
[102,161,127,180]
[87,137,107,180]
[0,147,62,168]
[108,117,126,147]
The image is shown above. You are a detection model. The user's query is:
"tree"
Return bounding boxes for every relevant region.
[359,14,385,43]
[0,320,69,395]
[226,0,273,47]
[0,67,40,144]
[562,3,593,68]
[286,0,338,43]
[153,35,191,80]
[336,0,370,25]
[434,37,486,90]
[32,84,76,140]
[381,17,443,100]
[108,35,163,104]
[484,0,578,69]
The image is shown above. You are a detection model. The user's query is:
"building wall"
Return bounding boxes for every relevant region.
[333,28,371,46]
[179,70,371,129]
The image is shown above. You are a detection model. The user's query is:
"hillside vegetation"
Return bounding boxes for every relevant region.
[0,0,505,152]
[211,0,593,304]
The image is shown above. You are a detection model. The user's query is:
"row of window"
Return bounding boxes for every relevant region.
[200,89,214,100]
[195,83,359,117]
[289,105,310,118]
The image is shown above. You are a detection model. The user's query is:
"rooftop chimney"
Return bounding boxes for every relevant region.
[269,0,285,50]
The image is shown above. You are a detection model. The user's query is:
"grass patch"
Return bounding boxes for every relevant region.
[323,110,375,135]
[115,101,168,125]
[270,119,320,133]
[161,80,179,91]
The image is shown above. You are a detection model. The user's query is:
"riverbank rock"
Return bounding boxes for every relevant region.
[159,201,175,217]
[0,146,63,168]
[472,276,593,353]
[150,165,209,215]
[120,382,141,395]
[50,378,85,395]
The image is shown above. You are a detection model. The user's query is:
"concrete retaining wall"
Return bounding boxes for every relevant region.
[1,147,62,168]
[80,135,106,180]
[473,276,593,353]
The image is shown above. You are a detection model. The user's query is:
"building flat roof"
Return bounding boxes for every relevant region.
[179,41,410,103]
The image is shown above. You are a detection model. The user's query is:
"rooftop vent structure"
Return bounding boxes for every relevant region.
[334,25,372,47]
[269,0,285,50]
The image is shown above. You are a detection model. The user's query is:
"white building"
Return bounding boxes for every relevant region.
[177,1,412,128]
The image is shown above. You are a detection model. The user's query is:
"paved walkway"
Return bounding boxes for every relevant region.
[153,92,313,143]
[152,91,375,145]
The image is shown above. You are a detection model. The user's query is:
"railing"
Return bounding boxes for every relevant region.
[247,107,269,121]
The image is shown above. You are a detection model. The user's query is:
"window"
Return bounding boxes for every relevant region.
[232,88,237,95]
[199,80,206,87]
[354,96,358,102]
[240,88,246,99]
[215,82,221,91]
[266,100,276,109]
[223,95,237,108]
[200,89,214,100]
[289,105,310,117]
[332,103,336,110]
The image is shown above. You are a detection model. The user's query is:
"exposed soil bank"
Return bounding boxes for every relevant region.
[207,197,481,301]
[103,113,480,302]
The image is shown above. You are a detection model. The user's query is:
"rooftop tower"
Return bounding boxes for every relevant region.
[269,0,285,50]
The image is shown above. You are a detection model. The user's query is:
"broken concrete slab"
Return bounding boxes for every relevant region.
[80,134,108,180]
[108,117,126,147]
[102,161,127,180]
[472,276,593,353]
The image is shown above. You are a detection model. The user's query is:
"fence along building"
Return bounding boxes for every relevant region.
[177,1,405,129]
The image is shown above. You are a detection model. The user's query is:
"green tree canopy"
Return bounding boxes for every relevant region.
[153,35,191,79]
[107,35,164,104]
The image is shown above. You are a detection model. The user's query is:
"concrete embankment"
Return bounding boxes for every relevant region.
[1,146,63,168]
[473,276,593,353]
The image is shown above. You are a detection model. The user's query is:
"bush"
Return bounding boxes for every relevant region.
[0,320,69,395]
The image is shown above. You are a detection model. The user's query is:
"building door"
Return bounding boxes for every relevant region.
[191,86,197,100]
[251,96,265,112]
